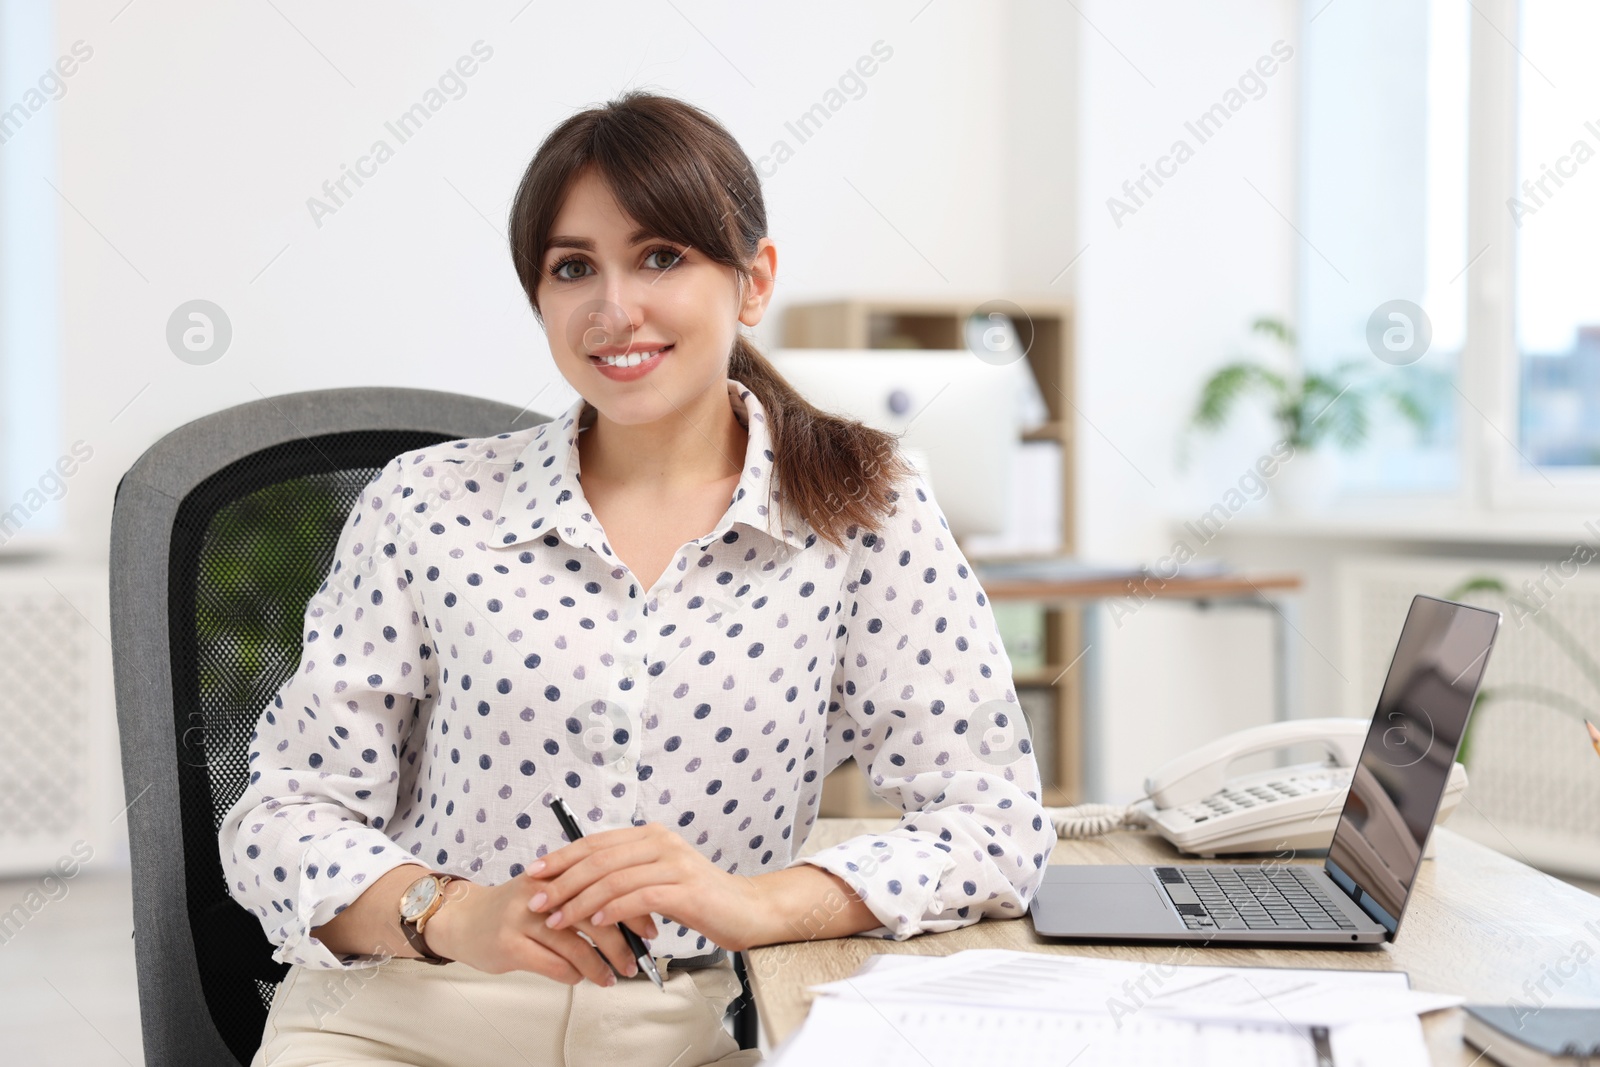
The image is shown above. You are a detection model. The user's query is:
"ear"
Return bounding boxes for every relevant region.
[737,238,778,328]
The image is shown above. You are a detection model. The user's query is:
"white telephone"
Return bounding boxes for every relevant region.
[1049,718,1468,858]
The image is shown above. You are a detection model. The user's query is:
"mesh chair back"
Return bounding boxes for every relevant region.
[111,388,541,1064]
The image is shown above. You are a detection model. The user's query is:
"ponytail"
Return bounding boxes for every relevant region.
[729,335,920,550]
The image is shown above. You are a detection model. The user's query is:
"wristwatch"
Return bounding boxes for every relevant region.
[398,872,457,964]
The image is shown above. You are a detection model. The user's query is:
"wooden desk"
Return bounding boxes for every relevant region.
[978,570,1302,604]
[749,818,1600,1064]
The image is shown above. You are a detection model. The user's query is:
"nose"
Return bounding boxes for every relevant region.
[607,261,659,317]
[573,303,638,358]
[587,275,646,355]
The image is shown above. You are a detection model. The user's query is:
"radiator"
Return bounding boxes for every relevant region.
[0,566,115,877]
[1340,556,1600,879]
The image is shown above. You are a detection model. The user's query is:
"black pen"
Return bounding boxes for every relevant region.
[548,795,664,991]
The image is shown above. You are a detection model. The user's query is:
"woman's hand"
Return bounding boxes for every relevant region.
[421,875,659,985]
[526,822,772,951]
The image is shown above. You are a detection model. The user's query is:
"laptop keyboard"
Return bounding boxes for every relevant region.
[1154,865,1358,932]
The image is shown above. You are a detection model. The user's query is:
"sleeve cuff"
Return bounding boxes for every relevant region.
[273,827,425,971]
[790,833,957,940]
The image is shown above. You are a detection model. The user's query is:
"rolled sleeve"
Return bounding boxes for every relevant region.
[217,455,434,971]
[792,470,1056,939]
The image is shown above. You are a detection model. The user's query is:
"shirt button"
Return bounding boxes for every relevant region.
[618,758,633,773]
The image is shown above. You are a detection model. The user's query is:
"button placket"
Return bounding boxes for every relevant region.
[628,591,662,823]
[619,595,649,778]
[609,582,646,786]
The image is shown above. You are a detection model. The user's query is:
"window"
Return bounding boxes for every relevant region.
[1297,0,1468,497]
[0,0,64,548]
[1512,1,1600,470]
[1299,0,1600,512]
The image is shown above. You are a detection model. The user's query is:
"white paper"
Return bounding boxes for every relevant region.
[777,949,1441,1067]
[770,995,1431,1067]
[807,948,1441,1023]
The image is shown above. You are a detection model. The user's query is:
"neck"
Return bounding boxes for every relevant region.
[577,383,747,493]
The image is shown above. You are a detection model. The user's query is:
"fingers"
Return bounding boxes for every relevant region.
[531,844,662,921]
[504,936,583,985]
[527,872,658,938]
[527,823,658,878]
[526,923,621,988]
[544,865,668,930]
[526,837,594,880]
[568,886,670,934]
[582,921,641,978]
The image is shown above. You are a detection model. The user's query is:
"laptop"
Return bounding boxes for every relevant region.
[1029,593,1501,946]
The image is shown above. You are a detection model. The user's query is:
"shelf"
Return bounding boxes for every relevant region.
[1021,421,1066,443]
[1014,666,1069,686]
[783,297,1082,810]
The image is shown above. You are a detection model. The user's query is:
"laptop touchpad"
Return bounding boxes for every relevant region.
[1037,882,1179,936]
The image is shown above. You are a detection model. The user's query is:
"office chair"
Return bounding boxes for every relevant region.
[109,386,761,1065]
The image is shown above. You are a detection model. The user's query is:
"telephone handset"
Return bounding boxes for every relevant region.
[1133,717,1467,858]
[1144,718,1368,809]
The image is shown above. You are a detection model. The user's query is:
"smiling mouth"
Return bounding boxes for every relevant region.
[590,344,673,368]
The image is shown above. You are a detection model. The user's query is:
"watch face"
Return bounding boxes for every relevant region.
[399,876,439,921]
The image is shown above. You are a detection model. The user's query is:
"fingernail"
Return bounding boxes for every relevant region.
[528,892,547,911]
[590,910,604,925]
[603,971,617,986]
[527,860,546,875]
[545,910,563,928]
[625,959,638,977]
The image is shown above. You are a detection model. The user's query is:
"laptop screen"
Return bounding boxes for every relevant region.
[1324,594,1500,937]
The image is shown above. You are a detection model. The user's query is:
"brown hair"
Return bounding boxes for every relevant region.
[506,90,918,550]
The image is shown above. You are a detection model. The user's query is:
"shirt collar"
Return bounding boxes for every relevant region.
[491,378,814,556]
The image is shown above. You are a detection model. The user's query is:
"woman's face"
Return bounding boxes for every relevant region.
[536,166,774,427]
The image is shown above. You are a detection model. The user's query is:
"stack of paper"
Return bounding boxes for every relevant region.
[769,949,1459,1066]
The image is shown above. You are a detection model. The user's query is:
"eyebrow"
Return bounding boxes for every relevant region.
[545,227,662,254]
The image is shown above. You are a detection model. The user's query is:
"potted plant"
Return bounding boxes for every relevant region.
[1188,317,1432,513]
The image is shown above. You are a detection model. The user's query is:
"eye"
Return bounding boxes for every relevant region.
[645,246,684,271]
[548,256,589,282]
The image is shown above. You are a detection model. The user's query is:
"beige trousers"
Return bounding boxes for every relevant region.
[249,953,763,1067]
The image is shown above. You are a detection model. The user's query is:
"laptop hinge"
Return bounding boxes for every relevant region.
[1323,859,1398,936]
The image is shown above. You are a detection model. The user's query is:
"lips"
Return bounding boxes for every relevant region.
[589,343,673,366]
[589,343,673,381]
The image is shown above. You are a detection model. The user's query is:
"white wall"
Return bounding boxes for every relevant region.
[39,0,1041,563]
[1075,0,1302,799]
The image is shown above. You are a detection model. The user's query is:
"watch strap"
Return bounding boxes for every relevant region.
[400,873,455,964]
[402,916,453,964]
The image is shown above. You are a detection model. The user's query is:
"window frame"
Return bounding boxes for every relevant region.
[1474,0,1600,509]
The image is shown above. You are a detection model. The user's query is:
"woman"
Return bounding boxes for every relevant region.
[220,89,1053,1067]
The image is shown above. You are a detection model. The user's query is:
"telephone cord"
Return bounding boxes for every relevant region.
[1043,803,1150,839]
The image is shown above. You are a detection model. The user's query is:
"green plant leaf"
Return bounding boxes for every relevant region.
[1438,575,1600,768]
[1191,362,1289,431]
[1250,316,1297,348]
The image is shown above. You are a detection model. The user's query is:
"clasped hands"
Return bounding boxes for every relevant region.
[425,821,781,987]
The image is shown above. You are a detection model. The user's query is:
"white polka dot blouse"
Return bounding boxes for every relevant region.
[218,378,1055,970]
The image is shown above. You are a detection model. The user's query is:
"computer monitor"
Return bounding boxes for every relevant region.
[765,348,1027,540]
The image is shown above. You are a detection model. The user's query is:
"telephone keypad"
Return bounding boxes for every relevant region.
[1169,768,1352,828]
